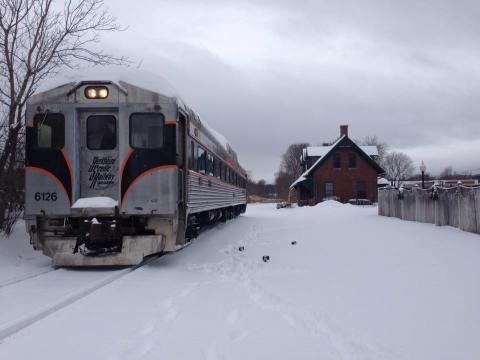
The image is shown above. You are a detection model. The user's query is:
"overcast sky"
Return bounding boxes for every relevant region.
[101,0,480,181]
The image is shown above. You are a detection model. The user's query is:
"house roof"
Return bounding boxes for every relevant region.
[291,135,385,189]
[378,177,390,185]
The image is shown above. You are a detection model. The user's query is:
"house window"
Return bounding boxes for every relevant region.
[348,154,357,168]
[324,182,334,198]
[356,181,366,199]
[333,153,341,169]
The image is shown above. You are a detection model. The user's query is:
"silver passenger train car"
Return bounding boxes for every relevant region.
[25,71,247,266]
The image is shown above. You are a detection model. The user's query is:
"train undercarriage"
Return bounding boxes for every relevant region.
[26,204,246,266]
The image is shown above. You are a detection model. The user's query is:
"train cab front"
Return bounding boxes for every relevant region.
[25,79,179,266]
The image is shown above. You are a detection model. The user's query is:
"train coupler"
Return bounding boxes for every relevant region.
[73,217,122,256]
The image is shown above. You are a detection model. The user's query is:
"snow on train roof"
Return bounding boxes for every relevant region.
[36,65,179,98]
[35,65,242,172]
[193,113,245,172]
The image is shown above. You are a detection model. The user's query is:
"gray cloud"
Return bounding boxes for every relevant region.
[101,0,480,180]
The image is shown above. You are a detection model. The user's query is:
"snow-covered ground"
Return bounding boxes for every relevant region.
[1,202,480,359]
[0,221,52,287]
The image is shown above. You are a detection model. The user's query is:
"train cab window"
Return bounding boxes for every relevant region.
[130,113,164,149]
[197,147,206,174]
[88,115,116,150]
[34,113,65,149]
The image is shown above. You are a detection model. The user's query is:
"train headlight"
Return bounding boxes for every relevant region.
[97,88,108,98]
[85,86,109,99]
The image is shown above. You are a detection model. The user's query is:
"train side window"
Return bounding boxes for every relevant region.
[130,113,164,149]
[88,115,117,150]
[34,113,65,149]
[207,153,214,176]
[215,159,221,179]
[189,140,196,170]
[197,147,206,174]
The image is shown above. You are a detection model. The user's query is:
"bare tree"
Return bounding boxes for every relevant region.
[383,151,415,188]
[439,166,453,179]
[246,177,267,199]
[358,135,388,164]
[275,142,309,199]
[0,0,126,234]
[274,170,291,200]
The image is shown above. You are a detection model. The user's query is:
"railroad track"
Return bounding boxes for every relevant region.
[0,255,160,342]
[0,268,57,289]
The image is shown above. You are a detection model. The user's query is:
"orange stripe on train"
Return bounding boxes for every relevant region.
[25,166,71,205]
[121,165,178,207]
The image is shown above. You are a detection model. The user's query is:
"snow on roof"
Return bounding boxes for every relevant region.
[201,118,231,153]
[290,135,346,189]
[36,65,179,98]
[307,145,378,157]
[378,177,390,185]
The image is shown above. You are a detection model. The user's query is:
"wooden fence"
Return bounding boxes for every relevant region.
[378,186,480,235]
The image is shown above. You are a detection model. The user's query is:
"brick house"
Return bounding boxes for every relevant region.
[291,125,385,205]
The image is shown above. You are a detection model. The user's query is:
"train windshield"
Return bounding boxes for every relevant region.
[34,113,65,149]
[87,115,117,150]
[130,113,164,149]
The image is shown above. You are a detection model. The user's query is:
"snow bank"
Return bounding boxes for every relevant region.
[313,199,347,208]
[0,221,51,286]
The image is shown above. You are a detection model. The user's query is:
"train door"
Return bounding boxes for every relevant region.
[176,110,188,246]
[79,111,119,199]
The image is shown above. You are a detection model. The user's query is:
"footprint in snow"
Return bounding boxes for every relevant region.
[226,309,239,325]
[139,320,157,337]
[164,307,180,322]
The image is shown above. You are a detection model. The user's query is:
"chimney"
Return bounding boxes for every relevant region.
[340,125,348,137]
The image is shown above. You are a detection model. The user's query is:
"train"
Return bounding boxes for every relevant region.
[24,69,247,266]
